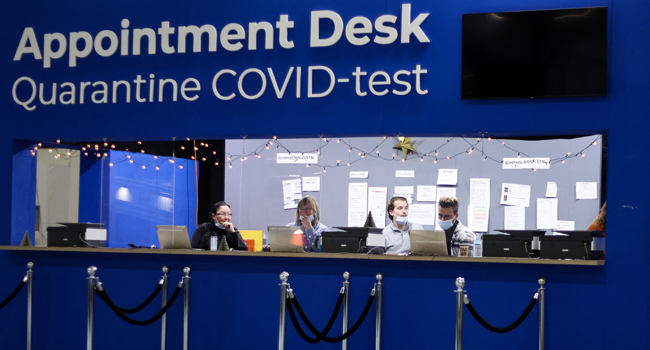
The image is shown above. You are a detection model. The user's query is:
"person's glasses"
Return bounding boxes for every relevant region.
[216,213,233,217]
[298,207,314,212]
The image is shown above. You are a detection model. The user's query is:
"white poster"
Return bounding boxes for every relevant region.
[504,206,525,230]
[502,157,550,170]
[408,204,437,225]
[396,170,415,178]
[394,186,414,195]
[576,182,598,199]
[349,171,368,179]
[302,177,320,192]
[437,169,458,185]
[536,198,558,229]
[545,182,557,198]
[467,203,489,232]
[277,153,318,164]
[368,187,388,228]
[417,185,437,202]
[348,183,368,227]
[282,178,301,209]
[470,178,491,206]
[500,183,531,207]
[437,187,457,201]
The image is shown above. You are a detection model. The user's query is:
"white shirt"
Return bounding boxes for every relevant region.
[382,221,423,255]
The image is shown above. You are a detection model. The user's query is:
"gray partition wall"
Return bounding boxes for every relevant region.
[225,135,602,235]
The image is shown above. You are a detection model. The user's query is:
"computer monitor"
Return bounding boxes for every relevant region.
[156,225,192,249]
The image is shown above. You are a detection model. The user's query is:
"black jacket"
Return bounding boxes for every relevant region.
[191,222,249,251]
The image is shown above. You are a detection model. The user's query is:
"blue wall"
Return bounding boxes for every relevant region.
[0,0,648,348]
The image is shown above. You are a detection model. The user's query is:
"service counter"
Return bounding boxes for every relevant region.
[0,246,604,266]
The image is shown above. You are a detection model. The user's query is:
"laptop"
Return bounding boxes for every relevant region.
[267,226,305,253]
[156,225,192,249]
[409,230,449,256]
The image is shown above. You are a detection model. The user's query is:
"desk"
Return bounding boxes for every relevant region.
[0,246,605,266]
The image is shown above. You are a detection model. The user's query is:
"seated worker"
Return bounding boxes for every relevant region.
[438,196,476,257]
[286,196,328,252]
[587,202,606,235]
[382,196,423,255]
[191,201,249,250]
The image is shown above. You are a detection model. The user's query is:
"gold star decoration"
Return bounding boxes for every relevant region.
[393,136,418,159]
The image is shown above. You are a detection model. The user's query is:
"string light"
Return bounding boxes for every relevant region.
[306,164,310,168]
[435,151,438,156]
[194,147,198,151]
[517,153,520,158]
[228,157,232,161]
[383,136,387,139]
[126,155,131,159]
[593,141,597,145]
[337,139,341,143]
[361,153,365,158]
[265,145,270,150]
[48,149,53,153]
[200,142,204,146]
[337,160,340,165]
[82,147,86,151]
[562,160,565,164]
[323,168,326,173]
[420,157,424,162]
[137,141,141,145]
[141,165,146,169]
[401,159,405,162]
[179,165,184,169]
[169,159,175,164]
[155,166,160,170]
[317,150,320,155]
[447,156,451,159]
[37,143,42,147]
[129,159,134,163]
[567,152,571,156]
[273,136,277,139]
[213,151,217,155]
[349,148,352,152]
[103,153,107,157]
[434,159,438,164]
[533,168,537,172]
[153,156,158,159]
[229,164,233,169]
[323,138,327,142]
[347,163,351,166]
[392,154,395,159]
[111,144,115,149]
[202,157,206,161]
[56,139,60,144]
[140,150,145,153]
[215,162,219,166]
[105,142,109,147]
[581,153,585,157]
[502,142,505,145]
[488,137,492,141]
[109,163,114,167]
[181,146,185,150]
[186,138,190,141]
[191,156,195,160]
[84,152,88,156]
[376,150,380,154]
[269,141,274,146]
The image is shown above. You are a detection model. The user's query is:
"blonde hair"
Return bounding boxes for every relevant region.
[594,202,606,228]
[438,196,459,214]
[294,196,321,224]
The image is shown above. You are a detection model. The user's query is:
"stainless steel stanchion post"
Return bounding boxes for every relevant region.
[342,272,350,350]
[455,277,465,350]
[538,278,546,350]
[375,273,383,350]
[26,262,33,350]
[182,267,190,350]
[161,266,169,350]
[278,272,289,350]
[87,266,98,350]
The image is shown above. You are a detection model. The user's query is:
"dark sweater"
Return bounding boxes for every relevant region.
[190,222,249,251]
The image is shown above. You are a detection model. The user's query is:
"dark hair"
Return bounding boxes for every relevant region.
[210,201,230,224]
[438,196,459,214]
[387,196,408,221]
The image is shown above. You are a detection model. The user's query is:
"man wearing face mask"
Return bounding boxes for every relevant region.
[438,196,476,257]
[382,196,423,255]
[286,196,328,252]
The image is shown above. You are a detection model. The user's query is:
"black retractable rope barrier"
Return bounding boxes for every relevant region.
[111,280,165,314]
[95,280,182,326]
[285,290,344,344]
[0,277,27,310]
[465,295,538,333]
[288,289,375,343]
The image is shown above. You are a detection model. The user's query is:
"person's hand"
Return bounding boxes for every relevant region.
[223,222,235,233]
[301,216,313,230]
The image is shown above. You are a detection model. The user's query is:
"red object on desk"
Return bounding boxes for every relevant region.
[244,239,255,252]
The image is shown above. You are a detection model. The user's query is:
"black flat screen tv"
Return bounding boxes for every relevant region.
[461,7,607,100]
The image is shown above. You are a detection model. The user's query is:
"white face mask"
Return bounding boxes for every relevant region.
[438,219,454,230]
[299,214,315,222]
[395,216,408,225]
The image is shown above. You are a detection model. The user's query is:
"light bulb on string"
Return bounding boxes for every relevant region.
[488,137,492,141]
[169,159,175,164]
[179,165,184,169]
[323,138,327,142]
[517,153,520,158]
[202,157,206,161]
[376,150,380,154]
[317,150,320,155]
[82,147,86,151]
[213,151,217,155]
[361,154,365,158]
[581,153,585,157]
[66,151,71,156]
[97,153,102,158]
[447,156,450,160]
[215,162,219,166]
[129,159,134,163]
[191,156,195,160]
[137,141,141,145]
[337,160,340,166]
[228,156,231,161]
[533,168,537,172]
[435,151,438,156]
[140,150,145,153]
[153,156,158,159]
[37,142,42,147]
[181,146,185,150]
[501,142,505,145]
[322,168,326,173]
[434,159,438,164]
[155,166,160,170]
[349,148,352,152]
[126,155,131,159]
[273,136,277,140]
[103,153,107,157]
[383,136,387,139]
[265,145,269,150]
[109,163,114,167]
[269,141,274,146]
[56,139,60,144]
[200,142,204,146]
[142,165,146,169]
[337,139,341,143]
[392,154,395,159]
[420,157,424,162]
[347,163,351,166]
[228,164,233,169]
[306,164,310,168]
[94,144,98,149]
[111,144,115,149]
[194,147,198,151]
[186,138,190,141]
[204,144,209,148]
[483,156,487,161]
[593,141,597,145]
[84,152,88,156]
[567,152,571,156]
[562,160,565,164]
[49,149,53,153]
[401,159,405,162]
[105,142,109,147]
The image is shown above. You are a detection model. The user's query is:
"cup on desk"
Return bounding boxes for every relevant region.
[210,236,218,251]
[459,244,469,257]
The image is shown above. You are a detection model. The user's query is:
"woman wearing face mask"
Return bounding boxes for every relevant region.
[286,196,328,252]
[382,196,423,255]
[191,201,249,250]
